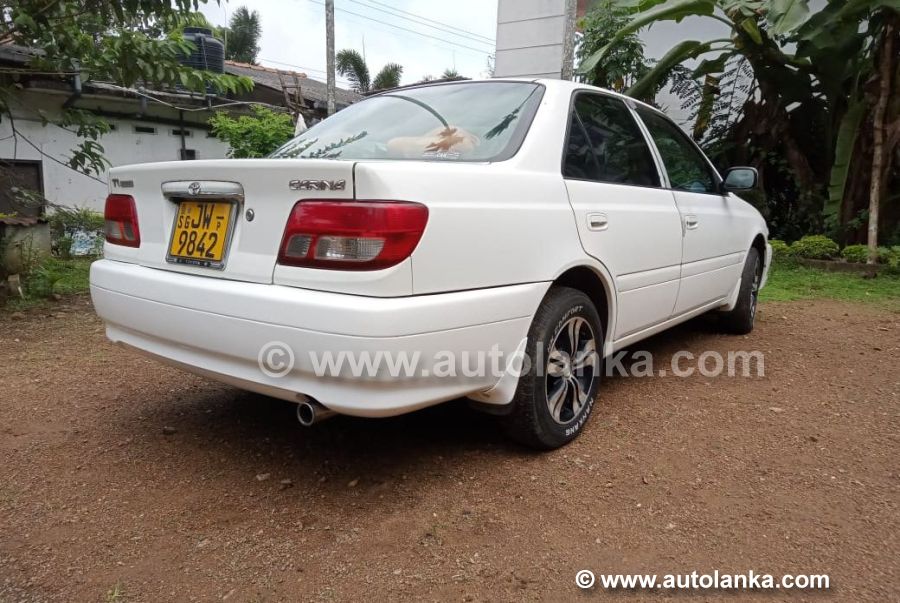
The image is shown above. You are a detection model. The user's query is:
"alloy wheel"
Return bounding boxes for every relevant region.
[545,316,599,424]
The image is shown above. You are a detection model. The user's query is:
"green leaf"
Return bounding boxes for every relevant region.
[826,99,866,215]
[831,0,900,21]
[691,54,729,78]
[373,63,403,91]
[767,0,811,36]
[578,0,716,74]
[799,0,900,41]
[626,39,716,99]
[739,17,763,44]
[721,0,765,16]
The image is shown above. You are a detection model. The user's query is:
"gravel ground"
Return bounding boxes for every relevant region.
[1,296,898,602]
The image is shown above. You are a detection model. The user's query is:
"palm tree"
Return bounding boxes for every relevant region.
[373,63,403,91]
[226,6,261,65]
[336,49,403,93]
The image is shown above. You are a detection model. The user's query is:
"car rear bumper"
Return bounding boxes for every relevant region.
[89,260,546,417]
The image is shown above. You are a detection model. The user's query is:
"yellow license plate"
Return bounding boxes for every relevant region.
[169,200,232,263]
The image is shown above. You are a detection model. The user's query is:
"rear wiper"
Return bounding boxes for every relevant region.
[381,94,448,128]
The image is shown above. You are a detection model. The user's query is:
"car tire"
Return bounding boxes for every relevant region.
[501,287,603,450]
[719,247,762,335]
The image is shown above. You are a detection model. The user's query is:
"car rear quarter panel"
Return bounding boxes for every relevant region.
[353,161,585,295]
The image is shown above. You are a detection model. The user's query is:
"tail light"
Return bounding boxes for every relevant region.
[104,194,140,247]
[278,200,428,270]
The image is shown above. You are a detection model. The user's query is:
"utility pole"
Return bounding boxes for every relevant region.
[561,0,578,81]
[325,0,336,116]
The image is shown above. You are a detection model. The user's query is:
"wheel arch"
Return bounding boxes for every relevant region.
[551,263,615,353]
[751,233,767,268]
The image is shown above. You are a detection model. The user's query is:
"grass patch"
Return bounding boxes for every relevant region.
[4,257,94,311]
[33,257,94,295]
[105,582,126,602]
[761,262,900,310]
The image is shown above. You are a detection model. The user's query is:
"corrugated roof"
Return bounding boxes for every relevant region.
[0,43,42,65]
[224,61,362,108]
[0,216,45,226]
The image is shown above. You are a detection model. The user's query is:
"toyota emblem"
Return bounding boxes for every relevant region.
[188,182,202,195]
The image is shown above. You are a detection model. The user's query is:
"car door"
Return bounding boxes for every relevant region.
[635,107,746,315]
[563,92,683,340]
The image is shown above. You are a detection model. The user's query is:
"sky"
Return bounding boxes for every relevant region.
[200,0,499,90]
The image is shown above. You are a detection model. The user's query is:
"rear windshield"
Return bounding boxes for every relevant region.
[270,81,544,162]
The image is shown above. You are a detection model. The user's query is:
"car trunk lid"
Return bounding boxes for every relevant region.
[105,159,356,284]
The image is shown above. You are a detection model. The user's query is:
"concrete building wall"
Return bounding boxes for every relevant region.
[494,0,571,79]
[0,90,230,213]
[492,0,733,125]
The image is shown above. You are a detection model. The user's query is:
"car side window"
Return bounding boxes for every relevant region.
[637,108,718,194]
[563,94,660,188]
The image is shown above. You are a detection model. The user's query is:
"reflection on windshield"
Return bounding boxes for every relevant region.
[387,126,480,160]
[278,131,369,159]
[270,82,543,162]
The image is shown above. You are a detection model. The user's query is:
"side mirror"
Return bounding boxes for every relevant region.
[723,167,758,192]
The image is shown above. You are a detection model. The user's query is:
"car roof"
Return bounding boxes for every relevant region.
[530,78,665,116]
[366,77,665,119]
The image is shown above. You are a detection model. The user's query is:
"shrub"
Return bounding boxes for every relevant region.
[21,256,92,299]
[841,244,869,263]
[790,235,839,260]
[25,258,67,298]
[48,205,104,257]
[57,235,74,260]
[769,239,792,262]
[842,245,900,265]
[890,247,900,268]
[49,205,104,236]
[884,247,900,275]
[209,106,295,158]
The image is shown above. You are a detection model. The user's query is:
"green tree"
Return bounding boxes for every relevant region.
[225,6,262,64]
[336,49,403,92]
[576,1,649,93]
[209,106,294,158]
[576,2,701,107]
[0,0,253,178]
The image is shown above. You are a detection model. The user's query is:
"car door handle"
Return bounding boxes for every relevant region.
[684,215,699,230]
[587,213,609,231]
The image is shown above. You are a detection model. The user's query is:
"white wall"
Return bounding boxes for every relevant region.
[492,0,734,125]
[0,89,230,213]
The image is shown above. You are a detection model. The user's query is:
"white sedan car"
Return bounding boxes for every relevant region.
[91,79,771,449]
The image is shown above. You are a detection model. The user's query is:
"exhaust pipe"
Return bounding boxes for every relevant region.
[296,396,337,427]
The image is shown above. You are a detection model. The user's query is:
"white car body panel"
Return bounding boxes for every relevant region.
[91,79,770,419]
[91,259,546,416]
[565,180,684,339]
[354,161,585,294]
[671,188,749,315]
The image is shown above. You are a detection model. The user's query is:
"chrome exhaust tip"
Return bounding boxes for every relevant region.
[296,396,337,427]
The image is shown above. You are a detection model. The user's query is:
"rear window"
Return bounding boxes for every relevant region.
[270,82,544,162]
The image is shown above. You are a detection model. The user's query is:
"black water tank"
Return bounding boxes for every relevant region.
[181,27,225,73]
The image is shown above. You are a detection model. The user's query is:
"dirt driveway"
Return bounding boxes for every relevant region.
[1,296,898,602]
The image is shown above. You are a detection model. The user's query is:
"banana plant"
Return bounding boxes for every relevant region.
[793,1,899,216]
[580,0,898,245]
[579,0,815,153]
